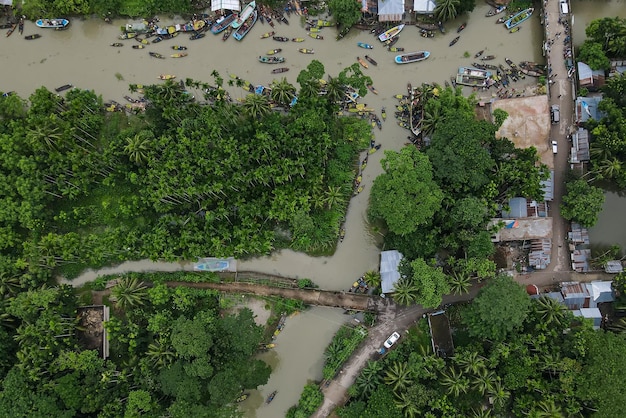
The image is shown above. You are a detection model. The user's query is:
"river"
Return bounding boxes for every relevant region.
[5,5,547,417]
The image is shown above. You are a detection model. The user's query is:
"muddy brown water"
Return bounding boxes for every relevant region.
[3,5,561,416]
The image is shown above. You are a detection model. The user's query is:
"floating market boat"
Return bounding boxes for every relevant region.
[364,55,377,66]
[260,31,275,38]
[357,42,373,49]
[271,67,289,74]
[55,84,73,92]
[388,47,404,52]
[36,18,69,29]
[24,33,41,40]
[486,5,506,17]
[357,57,368,69]
[119,32,136,39]
[233,10,257,41]
[298,48,314,54]
[378,24,404,42]
[394,50,430,64]
[172,45,187,50]
[236,393,249,403]
[449,36,460,47]
[258,55,285,64]
[504,8,534,30]
[158,74,176,80]
[222,26,233,41]
[509,27,521,33]
[210,13,237,34]
[193,258,228,271]
[267,48,282,55]
[132,44,145,49]
[149,52,165,59]
[308,33,323,40]
[272,36,289,42]
[171,52,188,58]
[481,55,496,60]
[110,42,124,47]
[231,1,256,29]
[266,391,277,404]
[189,32,205,40]
[474,49,484,58]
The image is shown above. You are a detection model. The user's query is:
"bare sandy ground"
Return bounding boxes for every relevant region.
[233,296,272,327]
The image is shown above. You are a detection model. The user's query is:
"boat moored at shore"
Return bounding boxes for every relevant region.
[394,50,430,64]
[36,19,70,29]
[504,8,534,30]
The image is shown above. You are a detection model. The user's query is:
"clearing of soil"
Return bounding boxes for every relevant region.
[229,296,272,327]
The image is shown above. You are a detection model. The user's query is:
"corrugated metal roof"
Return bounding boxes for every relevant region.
[540,171,554,201]
[377,0,405,21]
[380,250,403,293]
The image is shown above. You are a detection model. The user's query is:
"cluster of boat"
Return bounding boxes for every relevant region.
[449,54,546,90]
[394,83,426,139]
[3,16,69,39]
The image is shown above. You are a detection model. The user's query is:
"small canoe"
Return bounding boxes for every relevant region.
[357,57,368,69]
[158,74,176,80]
[357,42,373,49]
[152,36,163,43]
[222,26,233,41]
[364,55,377,66]
[388,47,404,52]
[481,55,495,60]
[298,48,314,54]
[111,42,124,47]
[307,27,321,33]
[149,52,166,59]
[457,22,467,33]
[383,36,398,48]
[236,393,249,403]
[266,391,277,404]
[172,45,187,50]
[449,36,460,47]
[368,144,381,154]
[136,37,149,44]
[272,36,289,42]
[486,5,506,17]
[509,27,521,33]
[190,32,205,40]
[474,49,484,58]
[119,32,136,39]
[291,37,305,42]
[271,67,289,74]
[259,55,285,64]
[308,33,323,40]
[55,84,73,92]
[260,31,275,38]
[367,84,378,95]
[267,48,282,55]
[171,53,188,58]
[132,45,145,49]
[353,185,364,195]
[381,107,387,121]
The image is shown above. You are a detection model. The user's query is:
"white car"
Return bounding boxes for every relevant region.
[383,332,401,349]
[552,140,558,154]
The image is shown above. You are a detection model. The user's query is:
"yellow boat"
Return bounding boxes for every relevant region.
[260,31,275,38]
[171,53,188,58]
[158,74,176,80]
[357,57,368,69]
[291,37,305,42]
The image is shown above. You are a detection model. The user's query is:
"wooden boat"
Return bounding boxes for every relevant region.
[358,42,373,49]
[298,48,314,54]
[474,49,484,58]
[258,55,285,64]
[135,37,149,45]
[388,47,404,52]
[357,57,368,69]
[152,36,163,43]
[171,53,188,58]
[420,29,434,38]
[55,84,73,92]
[481,55,495,61]
[36,19,69,29]
[279,15,289,25]
[504,8,534,30]
[0,23,13,29]
[18,18,24,34]
[119,32,136,39]
[267,48,282,55]
[158,74,176,80]
[272,36,289,42]
[336,27,350,40]
[381,107,387,121]
[236,393,249,403]
[415,22,438,31]
[132,45,145,49]
[438,21,445,33]
[308,33,323,40]
[383,36,398,48]
[189,32,205,40]
[24,33,42,40]
[149,52,166,59]
[364,55,378,66]
[111,42,124,47]
[449,36,460,47]
[172,45,187,50]
[266,391,277,404]
[486,5,506,17]
[124,95,138,103]
[232,1,256,29]
[378,24,404,42]
[233,10,257,41]
[291,37,305,42]
[210,13,237,34]
[509,27,521,33]
[271,67,289,74]
[394,50,430,64]
[222,26,233,41]
[307,27,321,33]
[367,84,378,95]
[457,22,466,33]
[260,31,275,38]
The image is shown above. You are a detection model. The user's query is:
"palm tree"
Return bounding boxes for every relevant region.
[595,157,622,180]
[471,408,492,418]
[449,271,471,295]
[355,361,382,398]
[394,390,419,418]
[392,278,417,306]
[487,378,510,409]
[299,79,321,99]
[325,76,344,105]
[472,367,496,395]
[324,185,345,209]
[27,124,62,150]
[383,361,413,393]
[146,338,176,367]
[0,272,21,298]
[324,339,342,361]
[270,78,296,107]
[453,350,486,375]
[607,317,626,333]
[434,0,460,22]
[527,399,565,417]
[123,131,153,165]
[363,271,381,289]
[535,296,567,326]
[440,366,470,397]
[243,93,271,119]
[421,106,442,137]
[110,276,148,310]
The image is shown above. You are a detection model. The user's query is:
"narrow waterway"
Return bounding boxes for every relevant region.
[4,6,549,416]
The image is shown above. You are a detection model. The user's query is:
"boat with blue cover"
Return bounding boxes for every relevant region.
[504,8,534,30]
[36,18,69,29]
[395,50,430,64]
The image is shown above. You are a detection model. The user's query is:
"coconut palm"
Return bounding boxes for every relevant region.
[471,408,492,418]
[383,360,413,393]
[123,131,153,165]
[607,317,626,333]
[535,296,567,326]
[434,0,460,22]
[0,272,21,298]
[27,124,63,150]
[325,76,345,105]
[324,339,342,361]
[110,276,148,310]
[472,367,496,395]
[270,77,296,107]
[394,390,419,417]
[440,366,470,397]
[528,399,565,417]
[487,378,510,409]
[146,338,176,367]
[449,271,471,295]
[392,278,417,306]
[595,157,622,180]
[421,106,442,137]
[299,79,321,99]
[355,361,382,398]
[324,185,345,209]
[453,350,486,375]
[363,270,381,289]
[242,93,271,119]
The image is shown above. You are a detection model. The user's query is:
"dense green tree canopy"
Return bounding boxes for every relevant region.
[369,147,443,236]
[578,40,611,71]
[328,0,363,28]
[560,178,605,227]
